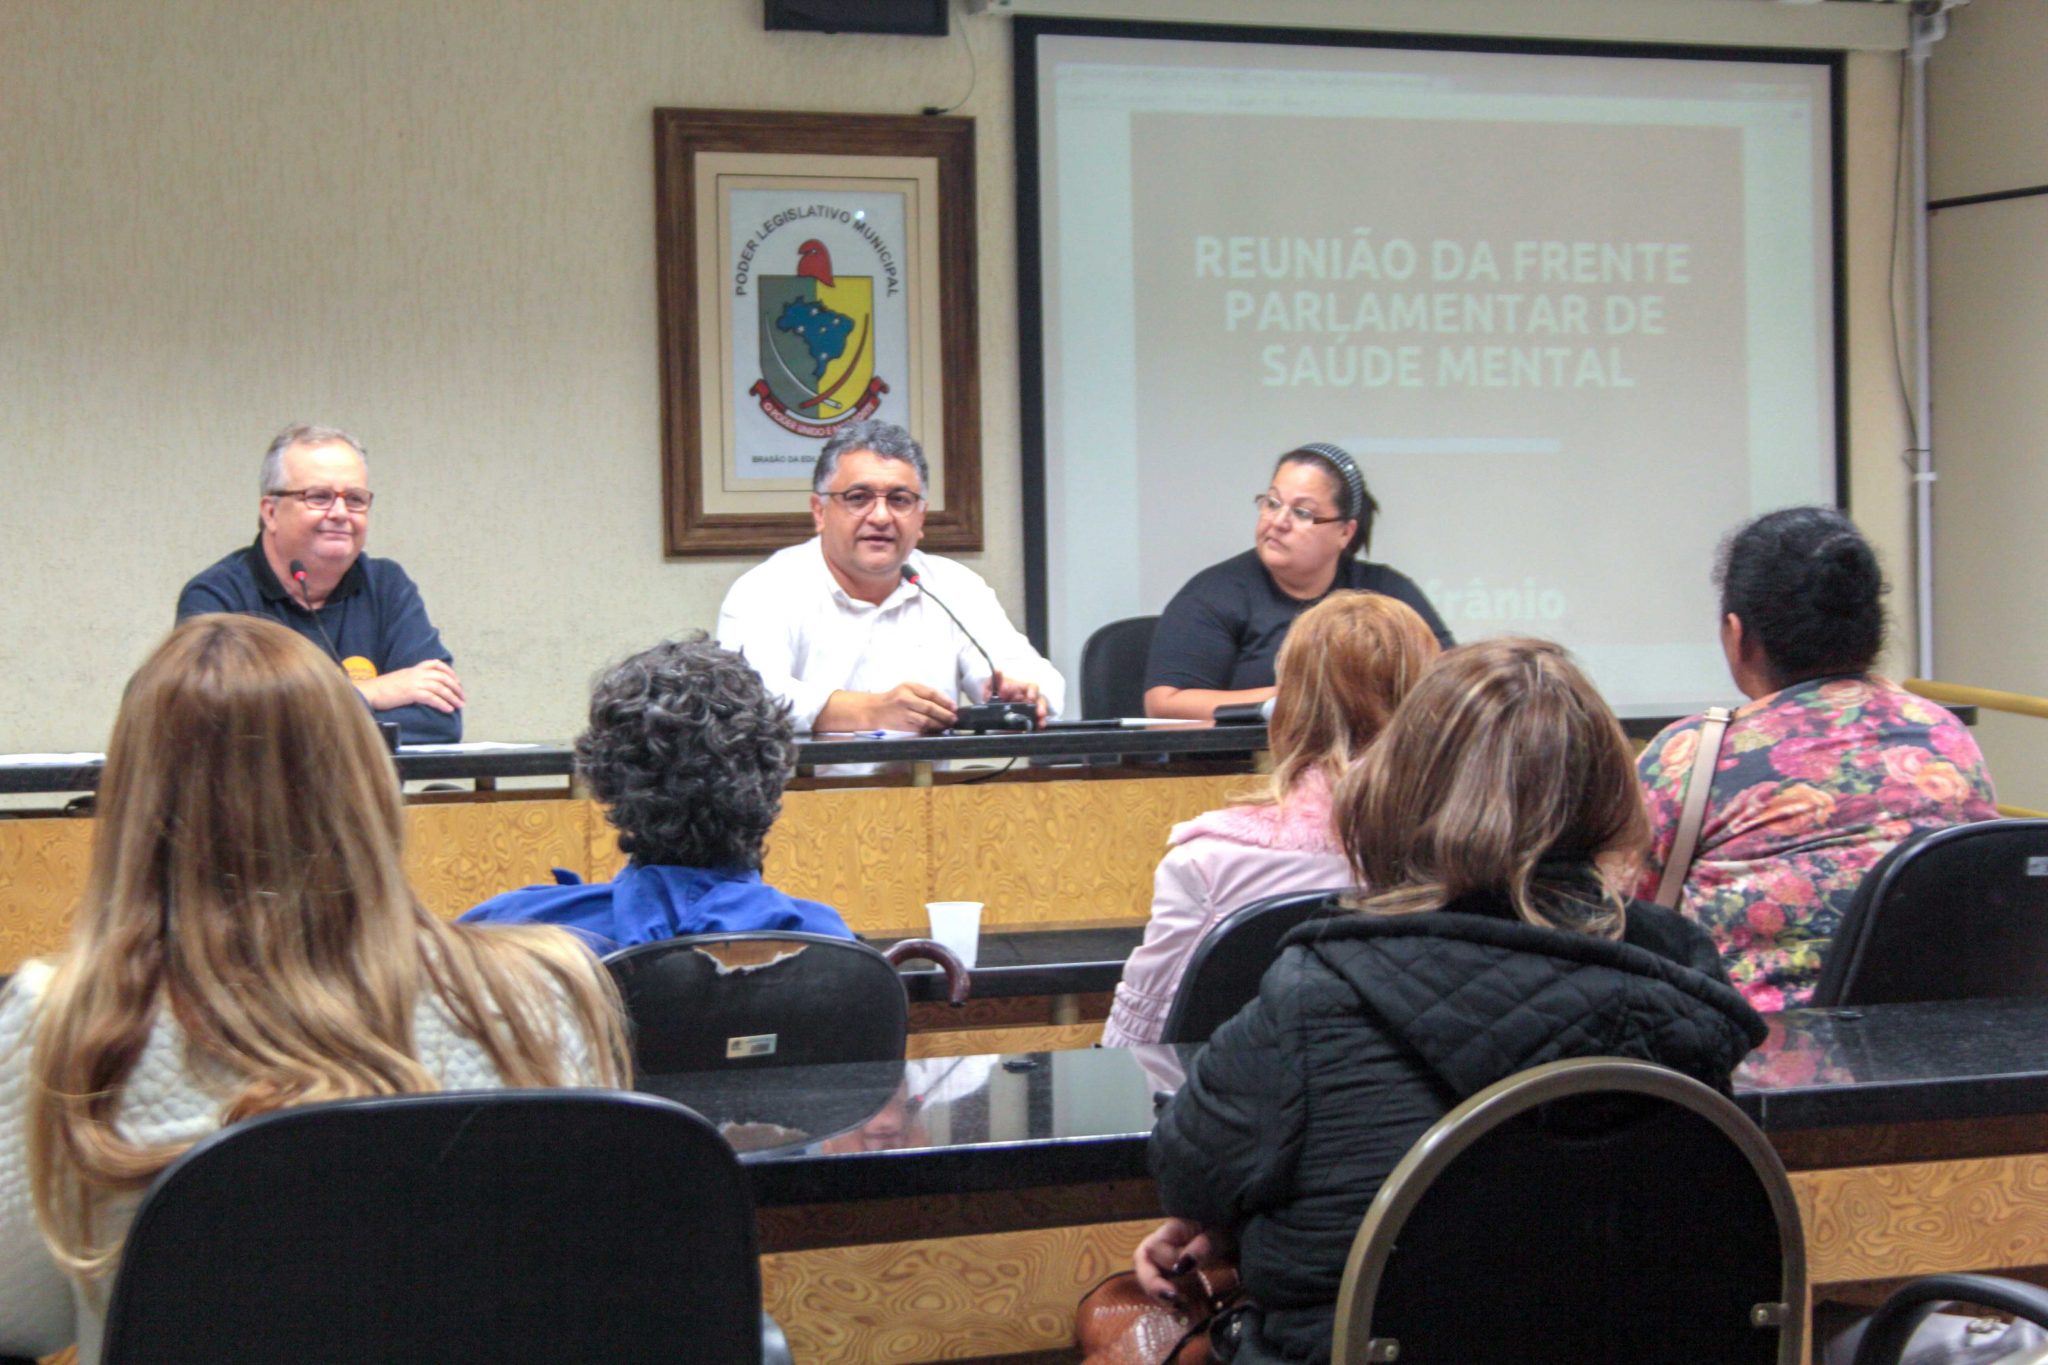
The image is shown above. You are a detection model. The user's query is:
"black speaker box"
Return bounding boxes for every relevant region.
[765,0,948,36]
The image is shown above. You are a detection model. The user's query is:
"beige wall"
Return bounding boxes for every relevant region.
[1841,49,1916,686]
[0,0,1023,751]
[0,1,1918,754]
[1928,0,2048,806]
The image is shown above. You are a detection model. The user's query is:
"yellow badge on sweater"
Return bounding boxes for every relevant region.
[342,656,378,683]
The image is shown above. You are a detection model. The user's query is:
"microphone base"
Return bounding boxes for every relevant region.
[950,702,1038,734]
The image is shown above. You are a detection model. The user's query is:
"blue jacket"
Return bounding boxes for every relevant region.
[458,862,853,953]
[176,536,460,743]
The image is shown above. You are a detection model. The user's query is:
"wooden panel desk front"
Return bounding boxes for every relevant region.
[0,750,1248,974]
[11,704,1974,974]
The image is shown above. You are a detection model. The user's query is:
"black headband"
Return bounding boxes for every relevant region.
[1290,443,1367,521]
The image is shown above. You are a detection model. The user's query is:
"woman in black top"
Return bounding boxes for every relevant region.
[1142,444,1451,720]
[1135,638,1763,1364]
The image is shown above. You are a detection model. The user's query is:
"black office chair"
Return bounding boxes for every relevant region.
[1811,818,2048,1007]
[1159,888,1352,1043]
[101,1089,792,1365]
[1080,615,1160,718]
[603,930,967,1075]
[1332,1057,1805,1365]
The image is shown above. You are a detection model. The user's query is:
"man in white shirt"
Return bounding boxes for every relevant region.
[717,421,1064,733]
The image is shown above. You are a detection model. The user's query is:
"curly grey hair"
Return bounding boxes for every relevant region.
[811,420,929,494]
[575,635,796,870]
[260,423,368,495]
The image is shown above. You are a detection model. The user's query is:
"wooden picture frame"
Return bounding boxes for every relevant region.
[654,108,982,556]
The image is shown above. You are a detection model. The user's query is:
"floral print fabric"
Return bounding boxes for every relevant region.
[1635,675,1997,1012]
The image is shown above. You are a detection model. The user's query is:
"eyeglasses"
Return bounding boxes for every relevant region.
[822,487,925,514]
[269,486,374,513]
[1253,492,1346,527]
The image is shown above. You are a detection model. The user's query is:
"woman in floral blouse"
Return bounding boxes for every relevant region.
[1635,507,1997,1011]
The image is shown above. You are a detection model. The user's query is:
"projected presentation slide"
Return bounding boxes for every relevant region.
[1023,25,1838,710]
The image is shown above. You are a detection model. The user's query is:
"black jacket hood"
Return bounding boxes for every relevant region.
[1288,902,1767,1102]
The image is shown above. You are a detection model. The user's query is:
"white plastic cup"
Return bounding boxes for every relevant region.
[925,900,984,970]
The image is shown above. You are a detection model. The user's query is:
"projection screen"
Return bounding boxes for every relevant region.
[1017,21,1841,713]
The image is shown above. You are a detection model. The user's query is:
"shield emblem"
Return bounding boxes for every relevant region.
[757,274,875,420]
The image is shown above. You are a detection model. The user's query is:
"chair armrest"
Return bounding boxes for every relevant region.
[883,938,971,1006]
[1851,1273,2048,1365]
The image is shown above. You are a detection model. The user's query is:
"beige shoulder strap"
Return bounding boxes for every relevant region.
[1652,706,1734,910]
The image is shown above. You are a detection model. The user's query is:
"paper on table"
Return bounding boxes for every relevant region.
[0,753,104,766]
[393,741,561,754]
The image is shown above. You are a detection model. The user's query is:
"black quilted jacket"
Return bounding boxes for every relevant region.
[1148,890,1767,1365]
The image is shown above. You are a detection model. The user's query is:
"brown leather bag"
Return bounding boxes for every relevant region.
[1075,1263,1245,1365]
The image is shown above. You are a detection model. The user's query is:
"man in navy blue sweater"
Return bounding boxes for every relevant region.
[177,423,464,743]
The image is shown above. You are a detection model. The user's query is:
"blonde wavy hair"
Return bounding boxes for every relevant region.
[1256,591,1441,805]
[1334,636,1648,934]
[26,616,629,1278]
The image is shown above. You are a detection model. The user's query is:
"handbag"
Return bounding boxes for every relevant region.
[1652,705,1733,910]
[1075,1262,1246,1365]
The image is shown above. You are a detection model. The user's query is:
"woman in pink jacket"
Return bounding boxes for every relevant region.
[1102,592,1442,1046]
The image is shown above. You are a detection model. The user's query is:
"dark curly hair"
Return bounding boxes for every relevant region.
[1715,506,1886,689]
[575,636,796,870]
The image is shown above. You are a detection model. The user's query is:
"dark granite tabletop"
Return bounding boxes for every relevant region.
[0,727,1267,795]
[12,703,1949,795]
[877,927,1141,1001]
[636,996,2048,1208]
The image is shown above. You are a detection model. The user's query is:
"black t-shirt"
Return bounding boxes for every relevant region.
[1144,549,1454,693]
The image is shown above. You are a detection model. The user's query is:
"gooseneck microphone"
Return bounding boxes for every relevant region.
[900,562,997,687]
[288,559,347,664]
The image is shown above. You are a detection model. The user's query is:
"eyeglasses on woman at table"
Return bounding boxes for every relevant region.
[1253,492,1346,527]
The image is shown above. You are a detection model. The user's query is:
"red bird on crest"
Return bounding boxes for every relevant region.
[796,239,835,288]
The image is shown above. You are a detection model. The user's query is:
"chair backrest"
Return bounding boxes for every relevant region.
[1080,615,1160,719]
[1159,888,1351,1044]
[1331,1057,1804,1365]
[1812,818,2048,1008]
[103,1089,764,1365]
[605,930,909,1074]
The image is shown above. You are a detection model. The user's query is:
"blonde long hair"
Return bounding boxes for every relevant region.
[1335,637,1648,934]
[1259,591,1441,804]
[26,617,629,1277]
